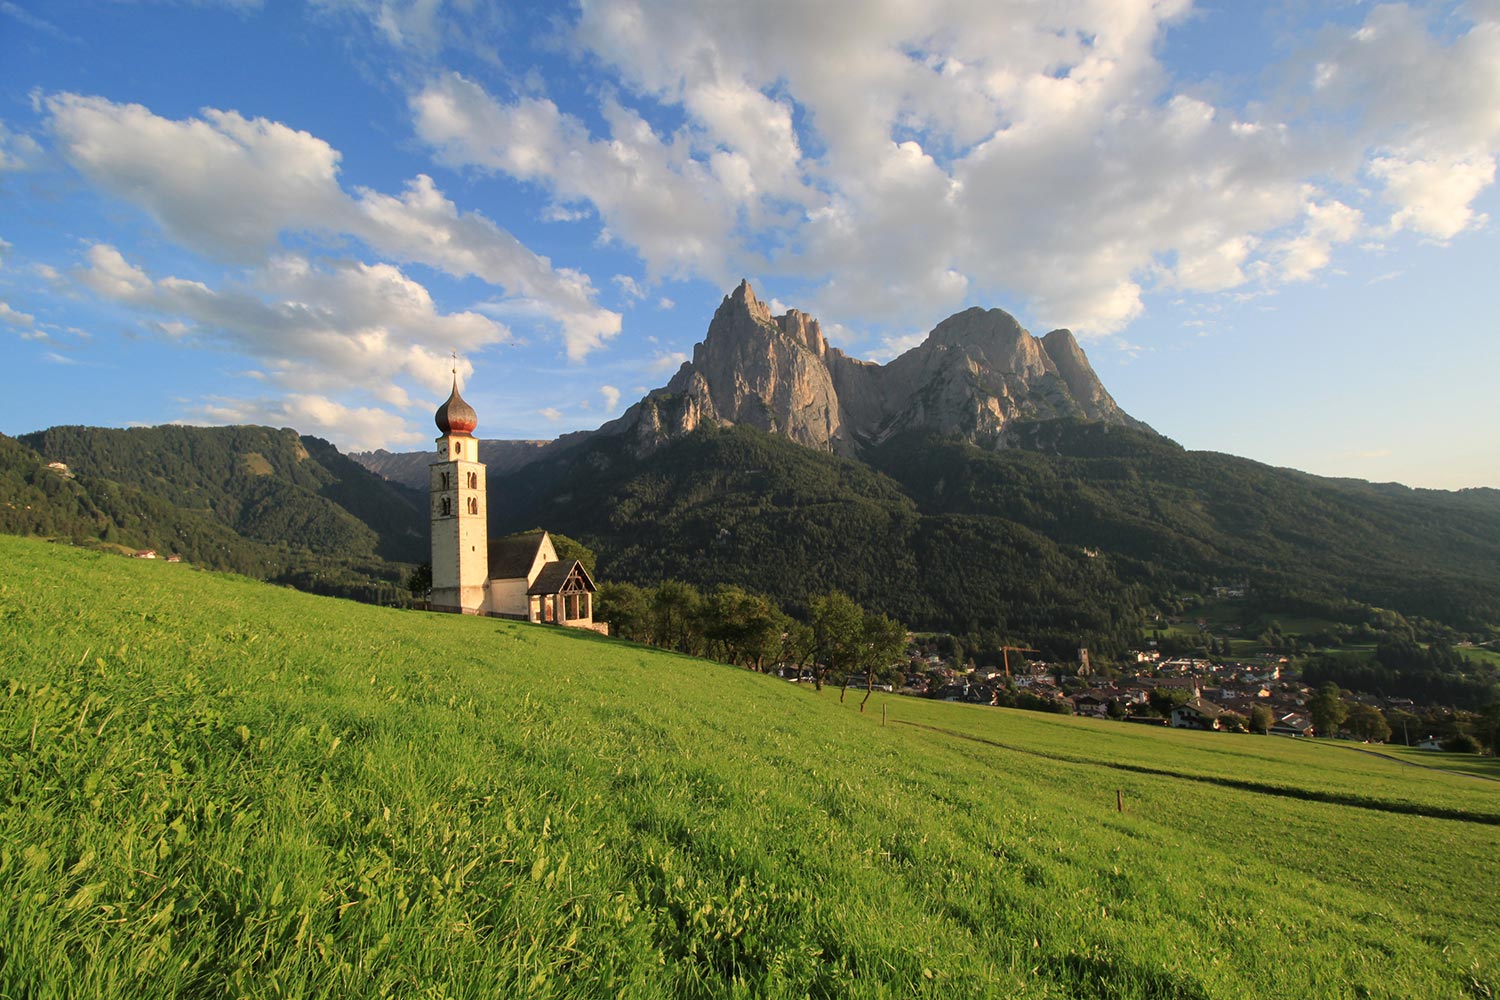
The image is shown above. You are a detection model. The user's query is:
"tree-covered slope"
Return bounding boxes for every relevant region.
[492,422,1500,650]
[3,428,422,603]
[19,425,425,564]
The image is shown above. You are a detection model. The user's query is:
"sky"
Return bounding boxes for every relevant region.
[1,0,1497,490]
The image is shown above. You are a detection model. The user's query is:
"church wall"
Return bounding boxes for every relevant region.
[488,577,530,617]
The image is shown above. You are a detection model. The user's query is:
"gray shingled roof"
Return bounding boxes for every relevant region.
[488,531,546,581]
[527,559,596,596]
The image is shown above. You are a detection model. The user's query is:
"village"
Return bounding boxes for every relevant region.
[880,645,1462,746]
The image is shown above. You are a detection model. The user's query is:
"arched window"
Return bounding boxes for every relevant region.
[467,471,477,489]
[440,497,451,516]
[440,472,450,490]
[467,497,478,515]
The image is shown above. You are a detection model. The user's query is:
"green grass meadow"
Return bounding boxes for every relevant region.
[2,535,1497,998]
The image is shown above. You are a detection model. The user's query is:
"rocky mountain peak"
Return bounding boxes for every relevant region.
[605,280,1148,456]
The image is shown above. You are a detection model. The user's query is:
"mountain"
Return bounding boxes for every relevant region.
[351,439,556,488]
[7,425,425,601]
[598,279,1146,456]
[343,278,1499,648]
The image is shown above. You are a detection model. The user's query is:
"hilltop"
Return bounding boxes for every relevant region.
[3,534,1497,998]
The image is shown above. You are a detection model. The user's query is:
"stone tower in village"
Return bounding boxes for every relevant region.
[429,372,489,613]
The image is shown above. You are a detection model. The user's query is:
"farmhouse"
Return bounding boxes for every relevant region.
[1171,697,1230,730]
[427,373,602,632]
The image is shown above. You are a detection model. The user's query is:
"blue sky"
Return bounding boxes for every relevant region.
[1,0,1496,489]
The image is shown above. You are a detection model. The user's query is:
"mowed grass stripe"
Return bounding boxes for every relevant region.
[1,534,1496,999]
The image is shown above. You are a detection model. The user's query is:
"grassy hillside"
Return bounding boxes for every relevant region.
[3,535,1497,998]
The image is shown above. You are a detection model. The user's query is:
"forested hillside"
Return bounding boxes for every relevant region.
[491,421,1500,656]
[4,427,423,602]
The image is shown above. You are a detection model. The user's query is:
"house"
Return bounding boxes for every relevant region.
[425,373,605,633]
[1171,697,1230,730]
[1270,713,1315,737]
[165,554,182,564]
[131,549,157,559]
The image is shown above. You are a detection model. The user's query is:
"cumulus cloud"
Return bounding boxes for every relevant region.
[538,406,564,422]
[74,243,506,402]
[0,300,36,328]
[599,384,621,410]
[44,93,620,359]
[410,0,1500,336]
[191,393,425,452]
[0,122,41,170]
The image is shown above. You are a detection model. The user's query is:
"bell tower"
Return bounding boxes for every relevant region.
[430,366,489,614]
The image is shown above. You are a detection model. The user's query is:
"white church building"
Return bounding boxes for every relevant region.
[428,375,601,630]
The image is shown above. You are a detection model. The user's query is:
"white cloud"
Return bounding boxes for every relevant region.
[409,1,1500,338]
[412,74,746,282]
[74,243,506,401]
[44,93,621,359]
[656,296,674,310]
[1368,154,1494,240]
[538,406,564,422]
[613,274,646,301]
[0,300,36,328]
[599,384,621,410]
[190,393,425,452]
[0,122,41,170]
[647,350,689,374]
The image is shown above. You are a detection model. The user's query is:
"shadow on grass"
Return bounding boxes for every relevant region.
[894,721,1500,826]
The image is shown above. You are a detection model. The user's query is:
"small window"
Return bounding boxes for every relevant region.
[440,472,450,490]
[440,497,451,516]
[467,497,478,515]
[467,471,478,489]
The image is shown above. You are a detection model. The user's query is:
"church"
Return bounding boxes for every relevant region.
[428,374,601,631]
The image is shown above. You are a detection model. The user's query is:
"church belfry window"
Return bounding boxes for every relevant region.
[440,472,450,490]
[441,497,451,516]
[467,471,477,489]
[467,497,478,515]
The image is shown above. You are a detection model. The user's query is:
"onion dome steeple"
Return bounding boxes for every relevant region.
[435,369,478,436]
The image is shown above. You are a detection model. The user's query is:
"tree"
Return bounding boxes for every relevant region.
[1476,701,1500,756]
[406,562,431,599]
[857,612,909,712]
[1308,682,1348,737]
[778,621,816,680]
[1248,704,1274,735]
[1148,687,1191,716]
[651,580,701,653]
[809,591,864,693]
[1345,703,1392,743]
[596,581,650,642]
[700,584,781,670]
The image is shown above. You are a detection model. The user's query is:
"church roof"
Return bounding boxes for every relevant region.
[527,559,596,596]
[435,376,478,435]
[488,530,547,580]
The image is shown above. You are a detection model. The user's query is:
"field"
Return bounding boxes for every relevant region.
[3,534,1497,999]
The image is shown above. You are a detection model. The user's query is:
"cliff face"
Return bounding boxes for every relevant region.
[605,280,1147,456]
